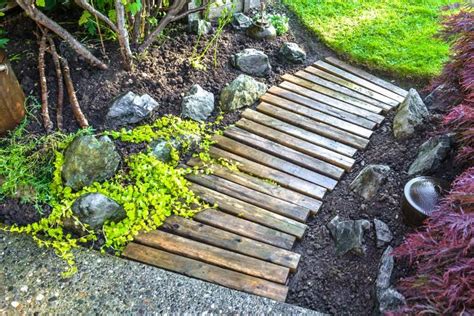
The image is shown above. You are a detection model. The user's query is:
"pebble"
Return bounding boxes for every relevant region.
[11,301,19,308]
[36,293,45,301]
[20,285,28,292]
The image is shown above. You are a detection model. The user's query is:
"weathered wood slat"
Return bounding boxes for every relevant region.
[293,71,391,112]
[188,158,323,212]
[209,147,326,200]
[242,109,357,157]
[279,81,384,124]
[194,209,296,249]
[123,243,289,302]
[190,183,307,238]
[225,126,344,182]
[163,216,301,270]
[186,172,311,222]
[236,118,355,171]
[213,134,338,190]
[314,60,405,103]
[262,92,374,139]
[283,73,384,114]
[257,102,369,149]
[325,57,409,98]
[133,230,290,284]
[305,66,399,107]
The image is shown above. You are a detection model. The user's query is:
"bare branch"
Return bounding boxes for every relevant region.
[37,29,53,132]
[171,4,207,22]
[46,36,64,130]
[115,0,133,70]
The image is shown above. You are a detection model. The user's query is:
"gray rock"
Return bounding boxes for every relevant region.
[327,215,371,255]
[220,74,267,112]
[151,134,201,162]
[232,13,252,30]
[246,22,277,40]
[106,91,159,127]
[189,19,212,35]
[408,134,454,175]
[71,193,126,230]
[376,246,394,293]
[181,84,215,121]
[393,89,429,139]
[231,49,271,77]
[62,135,121,191]
[350,165,391,200]
[279,42,306,64]
[374,219,393,248]
[379,288,406,313]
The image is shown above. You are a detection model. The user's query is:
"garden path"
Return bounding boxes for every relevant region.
[122,57,408,302]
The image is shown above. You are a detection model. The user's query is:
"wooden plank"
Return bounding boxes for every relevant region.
[187,158,323,212]
[213,134,338,190]
[236,118,355,171]
[283,73,383,114]
[190,183,307,238]
[262,91,374,138]
[257,102,369,150]
[325,56,409,97]
[314,60,405,103]
[225,126,344,181]
[209,147,327,200]
[194,209,296,250]
[305,66,399,107]
[293,71,392,112]
[267,86,377,130]
[186,172,311,222]
[163,216,301,270]
[133,230,290,284]
[242,108,357,157]
[123,243,289,302]
[280,81,384,124]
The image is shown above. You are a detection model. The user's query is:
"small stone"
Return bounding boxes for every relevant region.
[11,301,19,308]
[376,246,394,294]
[151,134,201,162]
[20,285,28,292]
[327,215,370,255]
[62,135,121,191]
[374,219,393,248]
[181,84,215,122]
[408,134,454,175]
[106,91,159,127]
[278,42,306,64]
[220,74,267,112]
[231,49,271,77]
[231,13,252,30]
[393,89,429,139]
[350,165,391,200]
[71,193,126,230]
[379,288,406,313]
[188,19,212,35]
[36,293,45,301]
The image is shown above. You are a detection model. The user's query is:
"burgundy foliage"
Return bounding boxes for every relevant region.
[392,8,474,315]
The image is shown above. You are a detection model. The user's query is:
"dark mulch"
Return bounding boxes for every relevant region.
[0,5,456,315]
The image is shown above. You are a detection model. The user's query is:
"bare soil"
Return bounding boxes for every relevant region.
[0,5,455,315]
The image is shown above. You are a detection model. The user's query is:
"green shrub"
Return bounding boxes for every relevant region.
[269,13,289,36]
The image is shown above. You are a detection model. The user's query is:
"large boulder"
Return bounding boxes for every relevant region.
[106,91,159,127]
[374,219,393,248]
[408,134,454,175]
[393,89,429,139]
[220,74,267,112]
[232,13,252,30]
[181,84,215,122]
[327,215,371,255]
[188,19,212,35]
[62,135,121,191]
[231,49,271,77]
[71,193,126,230]
[349,165,391,200]
[279,42,306,64]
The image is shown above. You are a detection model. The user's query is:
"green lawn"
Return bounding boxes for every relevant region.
[283,0,458,78]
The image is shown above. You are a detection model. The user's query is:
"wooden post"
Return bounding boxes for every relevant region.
[0,50,26,136]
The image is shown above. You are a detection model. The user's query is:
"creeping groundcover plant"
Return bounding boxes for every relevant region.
[1,113,225,276]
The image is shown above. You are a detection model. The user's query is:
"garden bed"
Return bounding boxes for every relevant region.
[0,4,459,314]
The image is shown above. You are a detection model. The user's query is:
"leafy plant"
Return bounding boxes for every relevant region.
[268,13,289,36]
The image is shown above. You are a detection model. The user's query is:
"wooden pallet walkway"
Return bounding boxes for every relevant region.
[123,57,408,302]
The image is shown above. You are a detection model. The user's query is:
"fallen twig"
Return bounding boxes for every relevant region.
[37,28,53,132]
[46,36,64,130]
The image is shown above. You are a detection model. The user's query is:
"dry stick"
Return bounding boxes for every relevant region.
[59,56,89,128]
[37,29,53,132]
[46,36,64,130]
[16,0,107,70]
[115,0,133,70]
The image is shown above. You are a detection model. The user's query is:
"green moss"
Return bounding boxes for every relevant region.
[283,0,458,78]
